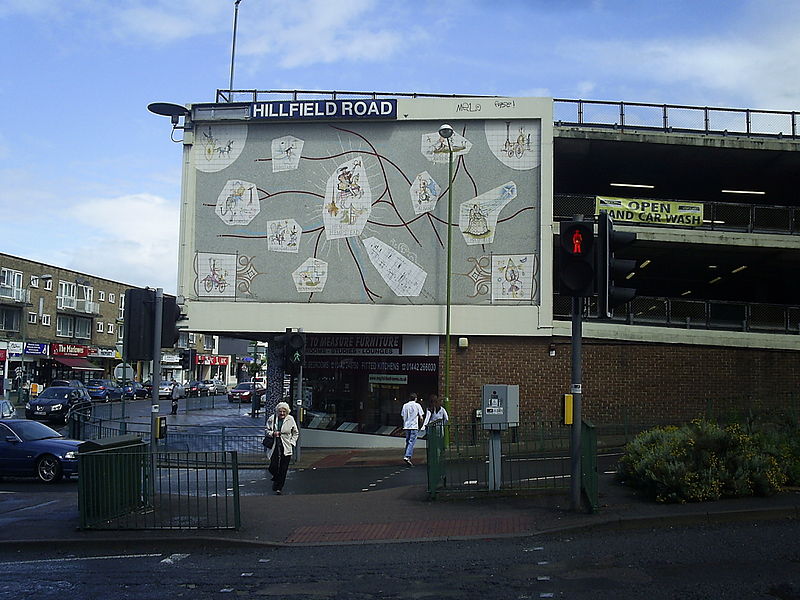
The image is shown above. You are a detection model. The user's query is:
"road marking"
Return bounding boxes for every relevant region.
[7,500,60,513]
[0,553,162,566]
[160,553,189,564]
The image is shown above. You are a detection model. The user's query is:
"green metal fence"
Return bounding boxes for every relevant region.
[78,446,241,530]
[427,421,574,495]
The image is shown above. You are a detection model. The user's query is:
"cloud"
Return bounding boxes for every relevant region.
[567,12,800,109]
[240,0,409,68]
[64,194,180,293]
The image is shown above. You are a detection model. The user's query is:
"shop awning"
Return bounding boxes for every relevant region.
[53,357,104,371]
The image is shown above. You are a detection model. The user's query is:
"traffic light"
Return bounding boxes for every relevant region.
[123,288,154,360]
[180,349,196,371]
[284,332,305,375]
[123,289,184,360]
[558,219,596,297]
[596,211,637,318]
[161,296,182,348]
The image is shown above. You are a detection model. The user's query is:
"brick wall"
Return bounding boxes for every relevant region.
[442,336,800,427]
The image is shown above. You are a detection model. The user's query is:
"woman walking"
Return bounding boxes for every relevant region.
[265,402,299,494]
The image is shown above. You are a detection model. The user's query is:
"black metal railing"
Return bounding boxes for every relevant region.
[555,193,800,234]
[214,90,799,140]
[553,98,799,139]
[554,295,800,334]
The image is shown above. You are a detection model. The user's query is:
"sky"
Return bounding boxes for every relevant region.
[1,0,799,294]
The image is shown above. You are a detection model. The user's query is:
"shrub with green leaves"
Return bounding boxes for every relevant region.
[618,419,793,503]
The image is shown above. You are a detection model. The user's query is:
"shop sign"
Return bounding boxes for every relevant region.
[197,355,230,366]
[306,355,437,374]
[368,374,409,385]
[89,347,116,358]
[51,343,90,357]
[162,354,180,364]
[8,342,47,357]
[308,334,401,356]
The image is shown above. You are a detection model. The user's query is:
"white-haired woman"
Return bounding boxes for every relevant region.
[265,402,299,494]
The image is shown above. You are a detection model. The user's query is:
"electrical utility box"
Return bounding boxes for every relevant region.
[481,384,520,430]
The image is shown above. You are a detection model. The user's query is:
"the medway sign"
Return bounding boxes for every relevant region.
[250,99,397,121]
[596,196,704,226]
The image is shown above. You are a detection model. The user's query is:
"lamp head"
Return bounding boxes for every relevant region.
[438,123,454,139]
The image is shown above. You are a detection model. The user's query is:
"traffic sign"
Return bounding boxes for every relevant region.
[114,362,135,381]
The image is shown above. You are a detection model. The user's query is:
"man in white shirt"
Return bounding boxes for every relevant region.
[400,392,425,466]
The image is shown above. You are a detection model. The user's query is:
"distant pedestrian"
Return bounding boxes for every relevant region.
[401,392,425,466]
[423,394,449,429]
[265,402,299,494]
[170,380,180,415]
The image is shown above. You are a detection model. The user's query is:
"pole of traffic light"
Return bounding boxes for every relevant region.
[150,288,163,453]
[570,295,583,512]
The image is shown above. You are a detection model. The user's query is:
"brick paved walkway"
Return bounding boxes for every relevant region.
[285,516,538,544]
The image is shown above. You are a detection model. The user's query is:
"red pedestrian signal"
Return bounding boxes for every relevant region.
[558,220,595,297]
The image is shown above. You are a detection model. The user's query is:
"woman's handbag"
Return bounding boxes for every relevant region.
[263,415,278,449]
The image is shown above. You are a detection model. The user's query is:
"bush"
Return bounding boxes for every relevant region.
[618,419,794,503]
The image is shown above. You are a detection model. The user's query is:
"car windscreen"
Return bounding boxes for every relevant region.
[234,383,253,390]
[38,388,72,400]
[6,420,62,441]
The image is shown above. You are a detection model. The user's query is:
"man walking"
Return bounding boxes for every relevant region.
[401,392,425,466]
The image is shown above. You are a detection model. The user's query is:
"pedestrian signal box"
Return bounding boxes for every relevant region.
[481,384,519,430]
[558,220,595,297]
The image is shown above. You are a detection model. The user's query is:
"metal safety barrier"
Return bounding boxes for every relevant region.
[427,421,574,495]
[78,446,240,530]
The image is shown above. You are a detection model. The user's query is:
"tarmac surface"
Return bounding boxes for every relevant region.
[2,444,799,549]
[1,402,799,548]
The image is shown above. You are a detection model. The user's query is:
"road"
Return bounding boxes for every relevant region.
[0,519,797,599]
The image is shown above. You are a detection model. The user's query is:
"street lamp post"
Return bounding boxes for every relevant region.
[436,124,455,417]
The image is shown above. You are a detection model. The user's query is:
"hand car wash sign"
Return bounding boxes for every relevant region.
[251,99,397,120]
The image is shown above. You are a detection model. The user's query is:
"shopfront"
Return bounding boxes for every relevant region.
[50,342,103,383]
[301,334,439,434]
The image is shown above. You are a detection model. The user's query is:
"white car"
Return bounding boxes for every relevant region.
[158,381,185,399]
[0,399,15,419]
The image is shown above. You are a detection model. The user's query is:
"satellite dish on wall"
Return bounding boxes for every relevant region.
[147,102,190,124]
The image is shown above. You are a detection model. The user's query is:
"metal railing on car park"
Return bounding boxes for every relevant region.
[553,98,800,139]
[215,90,799,141]
[555,295,800,335]
[555,193,800,235]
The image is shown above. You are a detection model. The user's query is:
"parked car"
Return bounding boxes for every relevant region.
[49,379,85,389]
[0,399,15,419]
[121,381,148,399]
[0,419,81,482]
[184,380,206,397]
[25,386,92,424]
[158,381,185,399]
[200,379,227,396]
[228,382,266,404]
[85,379,123,402]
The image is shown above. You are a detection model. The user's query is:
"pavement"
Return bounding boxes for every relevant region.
[1,445,799,549]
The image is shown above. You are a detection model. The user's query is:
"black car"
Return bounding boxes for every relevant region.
[184,380,206,397]
[49,379,85,389]
[25,386,92,424]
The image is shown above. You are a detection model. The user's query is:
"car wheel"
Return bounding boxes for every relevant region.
[36,455,63,483]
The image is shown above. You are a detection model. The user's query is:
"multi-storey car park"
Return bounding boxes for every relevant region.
[161,90,800,443]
